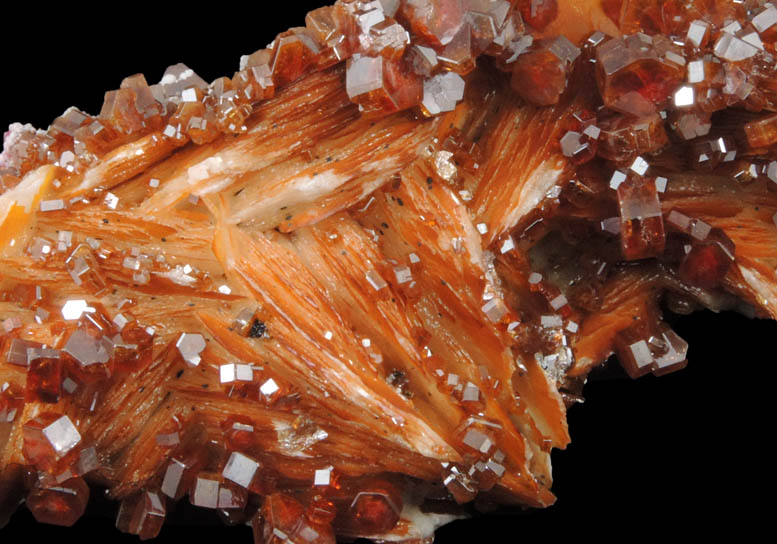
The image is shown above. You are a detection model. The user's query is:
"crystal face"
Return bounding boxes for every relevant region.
[1,0,776,542]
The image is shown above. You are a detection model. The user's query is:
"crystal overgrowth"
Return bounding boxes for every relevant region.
[2,0,777,542]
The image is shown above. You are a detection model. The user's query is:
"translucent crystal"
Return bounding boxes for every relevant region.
[222,452,260,489]
[421,72,465,116]
[400,0,464,47]
[26,477,89,527]
[23,414,81,473]
[595,34,685,117]
[617,176,665,261]
[519,0,558,31]
[346,55,422,114]
[597,113,668,162]
[348,479,402,534]
[175,333,206,367]
[116,490,166,540]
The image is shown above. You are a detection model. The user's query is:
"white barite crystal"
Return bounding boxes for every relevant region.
[655,176,668,193]
[753,4,777,32]
[323,330,333,341]
[64,329,113,367]
[654,329,688,369]
[629,340,654,368]
[541,315,563,328]
[314,467,332,486]
[408,252,421,264]
[192,477,220,509]
[379,0,399,16]
[161,460,186,498]
[446,373,459,387]
[393,265,413,284]
[630,156,650,175]
[62,377,78,394]
[500,236,515,254]
[43,415,81,455]
[113,313,130,331]
[61,299,94,320]
[548,35,581,63]
[149,178,160,188]
[462,428,493,454]
[104,192,119,209]
[566,321,579,334]
[528,272,543,284]
[714,32,758,62]
[609,170,627,190]
[686,20,709,48]
[220,363,253,384]
[462,382,480,402]
[482,298,507,323]
[549,294,568,311]
[223,452,259,489]
[346,55,384,99]
[2,317,21,333]
[175,333,206,367]
[422,72,465,116]
[40,199,66,212]
[156,432,180,447]
[674,86,695,107]
[365,269,388,290]
[218,284,232,295]
[476,223,488,235]
[260,378,280,396]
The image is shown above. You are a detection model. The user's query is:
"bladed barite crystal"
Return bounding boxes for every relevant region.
[2,0,777,542]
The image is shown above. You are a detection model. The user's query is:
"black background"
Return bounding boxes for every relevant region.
[1,1,772,541]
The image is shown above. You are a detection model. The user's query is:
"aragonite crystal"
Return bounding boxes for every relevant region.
[1,0,777,542]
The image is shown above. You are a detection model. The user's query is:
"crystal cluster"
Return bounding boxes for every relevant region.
[3,1,777,543]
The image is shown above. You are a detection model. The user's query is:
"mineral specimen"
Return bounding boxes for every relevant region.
[1,0,776,542]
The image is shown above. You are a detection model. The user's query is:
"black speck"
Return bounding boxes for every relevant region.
[280,206,288,210]
[441,280,447,286]
[249,319,266,339]
[102,219,109,224]
[176,369,184,379]
[285,215,293,221]
[188,303,195,307]
[381,222,389,229]
[161,237,167,242]
[201,384,209,389]
[139,386,145,393]
[234,188,244,197]
[326,157,332,162]
[397,198,404,206]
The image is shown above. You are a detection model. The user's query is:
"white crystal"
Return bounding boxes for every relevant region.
[61,299,93,320]
[314,467,332,486]
[64,329,113,367]
[365,269,388,290]
[260,378,280,396]
[686,20,709,48]
[393,265,412,284]
[422,72,465,116]
[674,86,695,107]
[630,156,650,176]
[175,333,206,367]
[43,415,81,455]
[753,5,777,32]
[629,340,654,368]
[223,452,259,489]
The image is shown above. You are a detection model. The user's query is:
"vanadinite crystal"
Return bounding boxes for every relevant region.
[2,0,777,542]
